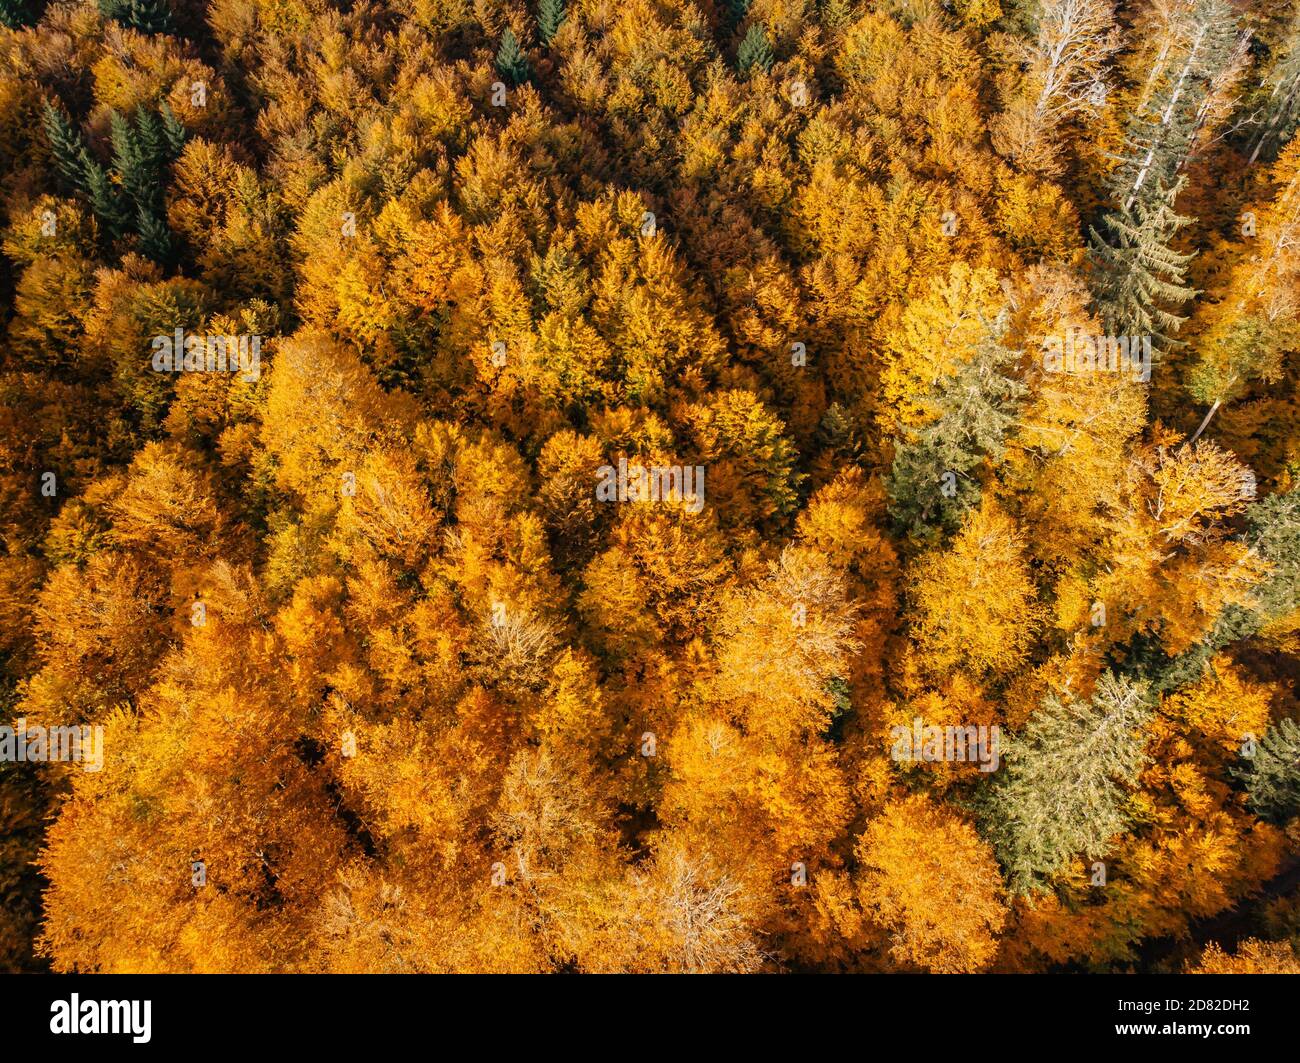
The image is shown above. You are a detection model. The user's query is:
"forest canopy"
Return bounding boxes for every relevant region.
[1,0,1300,974]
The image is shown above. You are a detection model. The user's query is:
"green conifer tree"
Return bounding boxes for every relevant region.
[1087,178,1196,348]
[736,24,773,75]
[41,101,98,195]
[98,0,173,35]
[537,0,564,45]
[1240,488,1300,624]
[979,673,1153,893]
[82,160,131,241]
[1106,0,1242,214]
[159,101,187,159]
[135,202,171,264]
[1088,0,1241,351]
[110,111,149,209]
[133,107,167,175]
[106,107,173,262]
[496,27,531,87]
[1235,719,1300,825]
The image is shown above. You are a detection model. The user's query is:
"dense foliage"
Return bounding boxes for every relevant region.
[1,0,1299,973]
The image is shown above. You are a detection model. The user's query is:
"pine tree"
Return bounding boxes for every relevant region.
[105,107,174,262]
[159,101,186,158]
[135,201,171,264]
[82,159,131,240]
[110,111,149,211]
[98,0,173,35]
[537,0,564,45]
[887,311,1025,538]
[980,673,1153,893]
[1237,718,1300,824]
[495,28,531,87]
[736,24,773,75]
[1087,177,1196,348]
[133,106,167,176]
[40,102,92,195]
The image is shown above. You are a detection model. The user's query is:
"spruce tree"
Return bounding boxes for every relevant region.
[537,0,564,45]
[159,101,187,158]
[133,106,167,175]
[1237,719,1300,825]
[495,27,531,87]
[110,111,150,211]
[98,0,173,35]
[736,24,773,75]
[1087,177,1196,348]
[106,107,172,262]
[41,102,93,195]
[135,201,171,264]
[44,99,179,260]
[979,673,1153,894]
[82,160,131,240]
[887,311,1025,538]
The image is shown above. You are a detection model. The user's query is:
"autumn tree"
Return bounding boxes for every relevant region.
[855,796,1008,973]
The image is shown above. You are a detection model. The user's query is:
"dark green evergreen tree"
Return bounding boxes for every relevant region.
[107,108,174,262]
[495,27,531,87]
[1235,719,1300,825]
[82,160,131,240]
[40,102,93,195]
[133,106,167,174]
[98,0,173,35]
[134,201,171,263]
[110,111,149,210]
[537,0,564,45]
[979,673,1153,894]
[159,101,187,158]
[43,99,180,261]
[1087,177,1196,349]
[887,311,1025,538]
[736,24,773,75]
